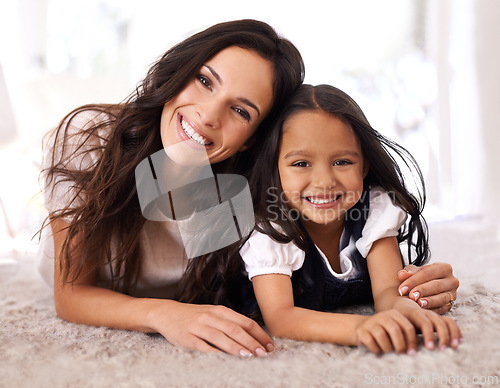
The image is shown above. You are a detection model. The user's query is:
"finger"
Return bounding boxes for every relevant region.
[200,309,269,356]
[372,325,394,354]
[359,332,382,354]
[213,306,274,353]
[427,313,450,350]
[416,288,457,310]
[384,318,407,354]
[193,322,259,357]
[406,310,435,350]
[443,316,462,349]
[428,304,452,315]
[181,333,223,354]
[397,268,416,284]
[398,263,455,297]
[392,313,418,354]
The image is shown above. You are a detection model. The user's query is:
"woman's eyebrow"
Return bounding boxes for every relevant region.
[203,65,261,117]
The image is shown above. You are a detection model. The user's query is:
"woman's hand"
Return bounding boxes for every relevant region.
[147,300,273,357]
[397,263,459,314]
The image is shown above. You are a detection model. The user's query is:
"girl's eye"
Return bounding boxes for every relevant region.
[234,107,250,122]
[334,160,352,166]
[292,161,309,168]
[197,74,212,90]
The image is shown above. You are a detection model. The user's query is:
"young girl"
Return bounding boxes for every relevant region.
[239,84,461,354]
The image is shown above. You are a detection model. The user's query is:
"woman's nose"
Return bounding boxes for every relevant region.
[197,98,222,129]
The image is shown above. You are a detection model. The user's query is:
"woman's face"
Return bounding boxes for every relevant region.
[160,46,275,164]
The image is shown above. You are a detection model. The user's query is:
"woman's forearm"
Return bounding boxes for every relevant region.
[54,282,167,333]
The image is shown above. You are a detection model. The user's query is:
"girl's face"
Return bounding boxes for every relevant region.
[278,110,368,227]
[160,46,274,164]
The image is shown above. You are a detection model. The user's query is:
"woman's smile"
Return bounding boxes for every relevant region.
[178,114,213,147]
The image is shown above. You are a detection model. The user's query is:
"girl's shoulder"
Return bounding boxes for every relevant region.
[240,225,306,279]
[355,186,408,258]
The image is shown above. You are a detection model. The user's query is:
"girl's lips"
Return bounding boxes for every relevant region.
[177,114,214,147]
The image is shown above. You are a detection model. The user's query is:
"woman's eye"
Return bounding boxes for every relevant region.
[197,75,212,90]
[234,107,250,122]
[292,161,309,168]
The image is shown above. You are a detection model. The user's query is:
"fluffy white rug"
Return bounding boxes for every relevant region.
[1,218,499,388]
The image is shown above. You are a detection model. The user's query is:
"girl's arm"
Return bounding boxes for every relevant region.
[252,273,421,354]
[51,218,273,357]
[367,237,462,351]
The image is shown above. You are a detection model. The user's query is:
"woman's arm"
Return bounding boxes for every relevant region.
[398,263,459,314]
[367,237,462,351]
[51,218,273,357]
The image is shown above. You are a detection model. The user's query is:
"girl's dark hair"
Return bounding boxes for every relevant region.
[43,19,304,293]
[252,84,430,266]
[179,83,429,310]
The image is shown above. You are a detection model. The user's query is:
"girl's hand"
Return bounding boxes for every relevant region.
[393,298,462,351]
[148,301,273,357]
[354,310,418,354]
[398,262,459,314]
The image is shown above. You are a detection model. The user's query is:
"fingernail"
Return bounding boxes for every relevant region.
[266,343,275,352]
[451,339,459,348]
[459,337,464,343]
[419,299,428,307]
[412,291,420,301]
[407,348,416,356]
[426,341,435,350]
[440,344,447,351]
[399,286,409,296]
[240,349,253,357]
[397,269,408,275]
[255,348,267,357]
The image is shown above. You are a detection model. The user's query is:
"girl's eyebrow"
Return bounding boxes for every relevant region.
[283,150,311,159]
[283,150,361,159]
[203,64,261,117]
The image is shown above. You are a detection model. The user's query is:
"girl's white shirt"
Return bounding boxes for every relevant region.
[239,187,408,281]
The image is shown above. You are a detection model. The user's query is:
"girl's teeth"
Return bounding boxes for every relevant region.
[181,118,212,145]
[308,197,336,204]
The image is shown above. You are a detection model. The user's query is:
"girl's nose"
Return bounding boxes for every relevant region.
[312,166,336,188]
[197,98,222,129]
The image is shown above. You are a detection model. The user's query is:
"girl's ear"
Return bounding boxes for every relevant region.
[238,136,256,152]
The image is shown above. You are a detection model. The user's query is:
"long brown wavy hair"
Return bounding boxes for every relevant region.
[42,19,304,294]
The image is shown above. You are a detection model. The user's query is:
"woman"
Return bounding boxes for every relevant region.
[40,19,459,357]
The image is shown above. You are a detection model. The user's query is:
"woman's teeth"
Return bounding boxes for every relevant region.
[181,118,212,145]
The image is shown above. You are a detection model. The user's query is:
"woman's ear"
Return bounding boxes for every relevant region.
[238,136,256,152]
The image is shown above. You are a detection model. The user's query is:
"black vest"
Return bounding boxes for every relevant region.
[231,191,373,320]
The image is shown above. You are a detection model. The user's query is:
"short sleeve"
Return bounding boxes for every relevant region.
[41,110,109,219]
[356,187,408,257]
[239,230,305,280]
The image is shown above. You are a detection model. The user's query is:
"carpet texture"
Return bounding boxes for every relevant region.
[1,219,500,388]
